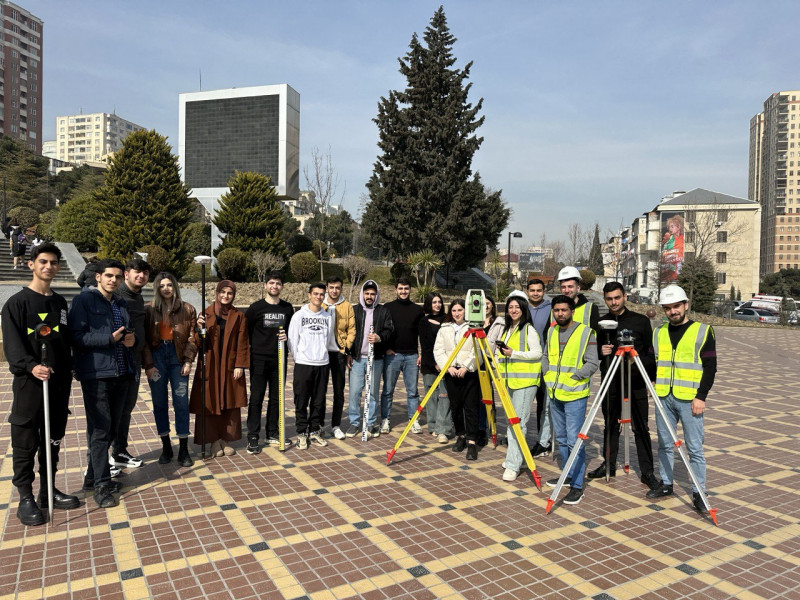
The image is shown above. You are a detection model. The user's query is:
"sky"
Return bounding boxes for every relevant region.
[28,0,800,253]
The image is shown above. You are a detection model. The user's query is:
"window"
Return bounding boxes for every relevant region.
[685,231,695,244]
[716,209,729,222]
[716,272,726,284]
[716,252,727,264]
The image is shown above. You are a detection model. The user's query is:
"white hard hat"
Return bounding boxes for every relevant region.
[659,285,688,305]
[557,266,582,282]
[506,290,528,303]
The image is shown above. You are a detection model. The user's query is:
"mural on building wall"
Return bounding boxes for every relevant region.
[660,211,685,283]
[518,252,545,273]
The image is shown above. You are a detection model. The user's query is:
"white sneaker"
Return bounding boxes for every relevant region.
[308,431,328,447]
[332,426,346,440]
[296,435,308,450]
[503,468,519,482]
[380,419,391,434]
[411,422,423,434]
[437,434,449,444]
[502,462,507,469]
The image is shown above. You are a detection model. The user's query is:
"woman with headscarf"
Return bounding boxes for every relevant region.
[189,280,250,457]
[143,272,198,466]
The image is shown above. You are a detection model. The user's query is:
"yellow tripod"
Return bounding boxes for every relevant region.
[386,328,542,491]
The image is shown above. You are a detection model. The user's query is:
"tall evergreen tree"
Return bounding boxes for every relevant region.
[363,6,509,269]
[588,223,604,275]
[213,171,288,258]
[0,136,50,212]
[96,130,194,275]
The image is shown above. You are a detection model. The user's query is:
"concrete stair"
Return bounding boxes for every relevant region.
[0,245,78,283]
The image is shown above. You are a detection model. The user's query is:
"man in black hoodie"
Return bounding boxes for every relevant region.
[379,278,424,434]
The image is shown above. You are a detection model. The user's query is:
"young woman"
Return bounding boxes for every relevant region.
[143,272,198,467]
[433,299,482,460]
[419,292,452,443]
[12,227,27,269]
[496,296,542,481]
[189,280,250,458]
[479,295,505,445]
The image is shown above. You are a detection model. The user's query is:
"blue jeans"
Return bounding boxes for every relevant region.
[422,372,452,435]
[655,393,705,493]
[505,386,536,472]
[348,356,383,428]
[381,352,419,420]
[551,396,588,489]
[148,342,190,438]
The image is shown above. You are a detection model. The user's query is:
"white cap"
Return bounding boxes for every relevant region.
[557,266,582,282]
[659,285,688,305]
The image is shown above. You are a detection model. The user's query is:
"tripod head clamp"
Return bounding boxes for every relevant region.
[34,323,53,366]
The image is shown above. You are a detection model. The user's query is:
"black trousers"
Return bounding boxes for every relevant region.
[81,376,132,488]
[247,355,285,440]
[535,384,546,434]
[600,366,654,474]
[328,351,348,428]
[293,363,329,435]
[112,370,140,455]
[10,374,71,494]
[444,371,481,442]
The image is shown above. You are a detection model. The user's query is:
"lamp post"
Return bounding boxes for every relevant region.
[507,231,522,285]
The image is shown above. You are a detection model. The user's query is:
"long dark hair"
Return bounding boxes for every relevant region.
[485,295,497,323]
[423,292,445,316]
[502,297,532,336]
[444,299,466,324]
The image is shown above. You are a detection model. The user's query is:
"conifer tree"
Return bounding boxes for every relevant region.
[96,130,194,275]
[213,171,287,258]
[588,223,604,275]
[363,6,508,269]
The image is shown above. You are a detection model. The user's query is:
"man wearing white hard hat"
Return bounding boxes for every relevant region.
[647,285,717,515]
[556,266,599,334]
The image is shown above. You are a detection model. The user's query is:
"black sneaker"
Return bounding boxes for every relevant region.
[453,436,467,452]
[587,463,615,479]
[693,492,709,515]
[641,471,661,491]
[563,487,584,505]
[16,496,44,526]
[110,450,143,468]
[83,478,122,493]
[531,442,552,458]
[369,425,380,438]
[466,445,478,460]
[93,487,118,508]
[345,425,360,438]
[546,477,571,488]
[646,483,673,499]
[246,438,261,455]
[38,488,80,510]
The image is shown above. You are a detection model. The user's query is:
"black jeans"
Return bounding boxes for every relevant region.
[328,351,348,428]
[293,363,329,435]
[112,370,140,455]
[444,371,480,442]
[247,355,284,440]
[535,384,546,435]
[600,368,654,474]
[10,374,71,494]
[81,376,132,487]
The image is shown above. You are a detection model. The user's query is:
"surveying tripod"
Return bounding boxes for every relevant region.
[386,328,542,491]
[545,344,718,525]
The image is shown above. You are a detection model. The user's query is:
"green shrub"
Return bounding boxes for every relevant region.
[184,222,211,258]
[312,239,329,260]
[215,247,251,281]
[53,193,103,251]
[390,261,411,282]
[138,245,171,274]
[9,206,40,229]
[287,233,313,254]
[579,269,596,290]
[290,251,319,283]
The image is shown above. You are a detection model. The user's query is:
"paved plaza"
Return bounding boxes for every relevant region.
[0,326,798,600]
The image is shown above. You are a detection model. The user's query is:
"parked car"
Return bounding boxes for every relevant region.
[733,308,779,324]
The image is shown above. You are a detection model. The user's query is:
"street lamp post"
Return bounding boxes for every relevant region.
[507,231,522,285]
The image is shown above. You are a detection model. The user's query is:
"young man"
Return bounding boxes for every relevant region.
[556,266,600,332]
[347,280,394,438]
[110,257,151,469]
[527,278,553,457]
[287,283,339,449]
[2,243,80,526]
[647,285,716,514]
[323,276,356,440]
[542,295,599,506]
[245,272,295,453]
[380,278,424,433]
[69,259,136,508]
[587,282,659,491]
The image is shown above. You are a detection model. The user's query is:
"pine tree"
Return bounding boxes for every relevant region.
[588,224,604,275]
[363,6,508,269]
[96,130,194,275]
[0,136,50,211]
[213,171,288,258]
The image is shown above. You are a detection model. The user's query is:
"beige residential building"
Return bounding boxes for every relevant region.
[748,90,800,276]
[55,112,145,164]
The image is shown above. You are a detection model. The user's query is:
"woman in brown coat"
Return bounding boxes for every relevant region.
[190,280,250,457]
[143,272,198,467]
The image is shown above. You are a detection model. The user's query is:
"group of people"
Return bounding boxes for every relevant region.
[4,218,43,270]
[2,243,716,527]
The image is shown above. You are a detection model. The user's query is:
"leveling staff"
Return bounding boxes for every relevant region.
[2,243,80,526]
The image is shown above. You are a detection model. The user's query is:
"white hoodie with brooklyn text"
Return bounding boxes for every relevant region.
[287,304,339,366]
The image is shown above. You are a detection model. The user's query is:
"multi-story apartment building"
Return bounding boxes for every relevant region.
[0,1,43,153]
[749,90,800,277]
[54,112,145,165]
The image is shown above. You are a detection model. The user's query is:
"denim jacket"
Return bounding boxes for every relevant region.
[68,286,134,381]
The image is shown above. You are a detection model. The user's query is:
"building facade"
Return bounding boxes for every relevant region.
[178,84,300,252]
[54,112,145,165]
[749,90,800,276]
[0,1,42,153]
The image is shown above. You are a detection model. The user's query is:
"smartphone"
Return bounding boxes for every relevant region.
[496,340,508,350]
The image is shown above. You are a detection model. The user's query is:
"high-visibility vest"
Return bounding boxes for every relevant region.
[497,323,541,389]
[573,302,593,327]
[543,323,593,401]
[653,322,710,400]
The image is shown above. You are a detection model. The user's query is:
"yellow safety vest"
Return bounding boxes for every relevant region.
[497,323,541,389]
[653,322,711,400]
[543,323,592,401]
[549,301,592,328]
